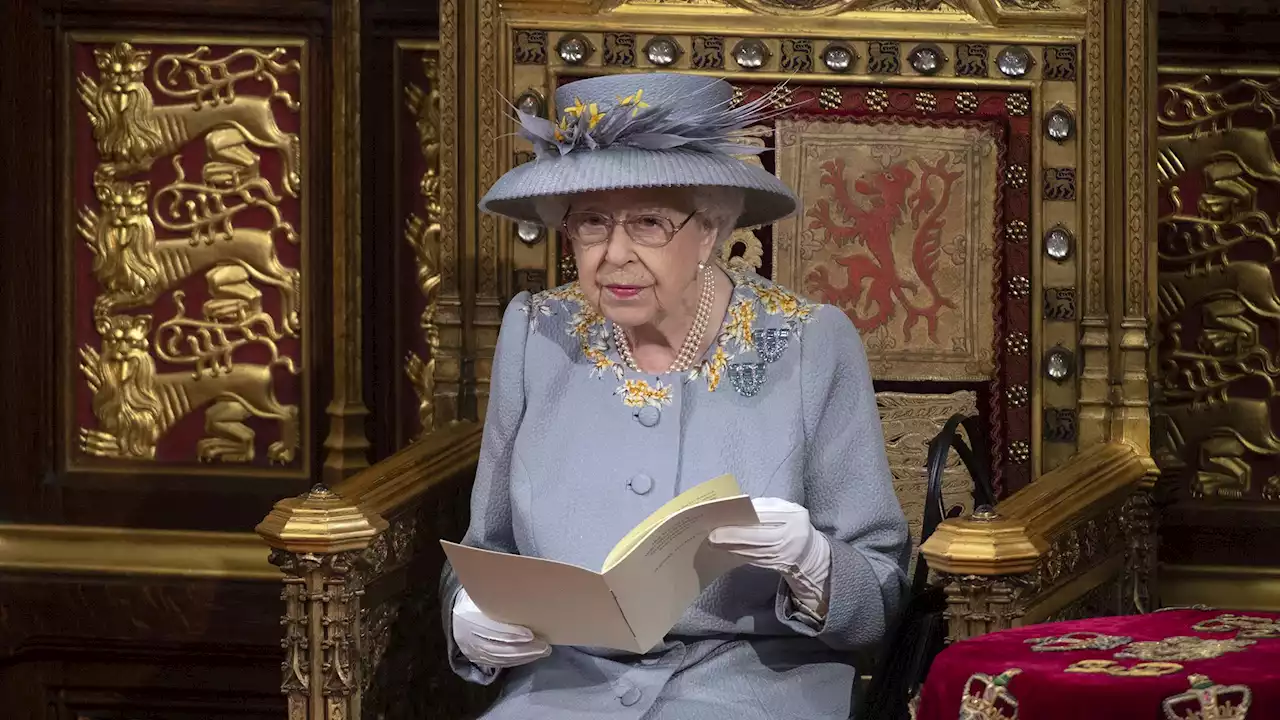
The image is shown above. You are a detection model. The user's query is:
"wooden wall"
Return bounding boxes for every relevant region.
[0,0,451,716]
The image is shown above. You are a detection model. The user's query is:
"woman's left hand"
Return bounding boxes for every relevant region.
[708,497,832,623]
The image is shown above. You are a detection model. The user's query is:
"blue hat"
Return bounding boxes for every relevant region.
[479,73,799,229]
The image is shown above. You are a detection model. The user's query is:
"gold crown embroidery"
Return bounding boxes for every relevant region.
[1193,613,1280,639]
[1115,636,1256,662]
[1161,675,1252,720]
[1025,631,1132,652]
[1064,659,1184,677]
[958,669,1021,720]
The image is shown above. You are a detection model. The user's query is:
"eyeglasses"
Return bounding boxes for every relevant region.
[561,209,697,248]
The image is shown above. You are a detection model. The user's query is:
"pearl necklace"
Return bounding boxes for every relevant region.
[614,265,715,374]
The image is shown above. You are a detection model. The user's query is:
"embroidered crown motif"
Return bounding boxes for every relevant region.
[1025,631,1132,653]
[958,669,1021,720]
[1115,636,1256,662]
[1161,675,1252,720]
[1193,613,1280,639]
[1064,659,1183,678]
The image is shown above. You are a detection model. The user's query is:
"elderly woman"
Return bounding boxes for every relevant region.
[440,72,909,719]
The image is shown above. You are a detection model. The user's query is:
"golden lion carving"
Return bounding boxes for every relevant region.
[78,42,301,197]
[79,314,299,464]
[79,174,301,335]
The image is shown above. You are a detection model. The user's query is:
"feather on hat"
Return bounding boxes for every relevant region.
[480,73,804,229]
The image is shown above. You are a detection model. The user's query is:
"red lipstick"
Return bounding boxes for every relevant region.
[605,285,643,299]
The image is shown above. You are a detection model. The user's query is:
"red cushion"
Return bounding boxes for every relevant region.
[916,608,1280,719]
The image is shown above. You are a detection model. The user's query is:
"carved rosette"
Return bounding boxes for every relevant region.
[69,38,307,474]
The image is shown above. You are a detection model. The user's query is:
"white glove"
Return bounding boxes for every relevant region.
[708,497,832,623]
[452,588,552,668]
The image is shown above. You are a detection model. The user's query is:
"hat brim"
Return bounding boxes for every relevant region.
[478,148,797,229]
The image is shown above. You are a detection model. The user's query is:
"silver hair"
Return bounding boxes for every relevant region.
[533,186,746,246]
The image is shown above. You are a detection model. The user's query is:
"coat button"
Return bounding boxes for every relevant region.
[617,685,642,707]
[628,474,653,495]
[635,405,660,427]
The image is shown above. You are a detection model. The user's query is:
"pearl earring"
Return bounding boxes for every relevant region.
[697,261,706,271]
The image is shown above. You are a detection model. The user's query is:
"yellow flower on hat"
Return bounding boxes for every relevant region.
[563,97,589,118]
[586,102,606,129]
[553,115,571,142]
[617,89,650,117]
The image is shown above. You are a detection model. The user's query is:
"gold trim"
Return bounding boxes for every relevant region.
[0,525,276,579]
[1076,0,1110,451]
[503,9,1083,39]
[255,421,483,554]
[920,517,1047,575]
[1160,564,1280,612]
[1159,64,1280,78]
[922,442,1151,574]
[1112,0,1153,453]
[257,484,388,554]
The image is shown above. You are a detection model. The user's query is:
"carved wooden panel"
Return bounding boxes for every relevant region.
[396,42,458,445]
[1153,71,1280,505]
[360,489,498,720]
[66,36,310,477]
[877,390,979,575]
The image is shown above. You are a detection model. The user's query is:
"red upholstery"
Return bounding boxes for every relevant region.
[916,609,1280,718]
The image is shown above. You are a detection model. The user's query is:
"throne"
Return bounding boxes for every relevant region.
[256,1,1159,718]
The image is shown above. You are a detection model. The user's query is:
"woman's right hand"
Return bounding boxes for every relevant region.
[452,588,552,668]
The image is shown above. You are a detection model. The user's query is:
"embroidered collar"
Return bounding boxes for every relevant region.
[523,270,813,408]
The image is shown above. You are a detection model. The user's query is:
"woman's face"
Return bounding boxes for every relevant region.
[566,188,718,329]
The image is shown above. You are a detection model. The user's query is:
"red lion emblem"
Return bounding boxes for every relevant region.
[805,154,964,343]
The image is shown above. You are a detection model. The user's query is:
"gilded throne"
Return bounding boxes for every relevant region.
[256,1,1159,718]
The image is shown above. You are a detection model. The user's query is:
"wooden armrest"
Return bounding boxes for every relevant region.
[921,442,1155,575]
[256,420,482,554]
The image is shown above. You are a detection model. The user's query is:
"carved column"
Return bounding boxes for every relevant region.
[1077,0,1113,450]
[1122,488,1157,613]
[1114,0,1157,452]
[324,0,372,481]
[257,486,388,720]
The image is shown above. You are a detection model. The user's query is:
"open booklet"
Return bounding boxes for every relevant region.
[441,474,759,654]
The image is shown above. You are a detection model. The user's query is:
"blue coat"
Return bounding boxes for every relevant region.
[440,271,910,719]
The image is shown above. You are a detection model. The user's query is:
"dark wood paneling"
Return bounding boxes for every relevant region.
[0,573,283,720]
[0,0,58,523]
[364,3,442,460]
